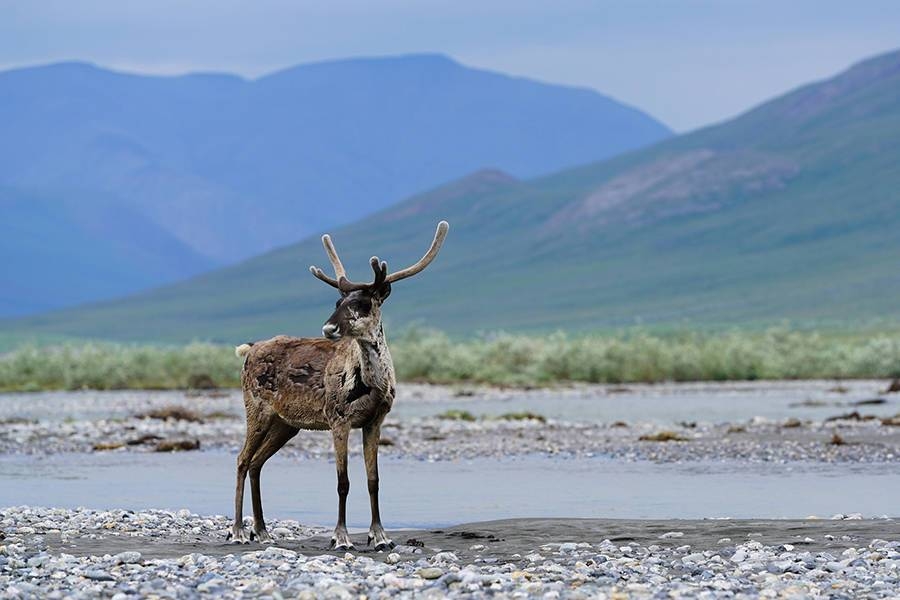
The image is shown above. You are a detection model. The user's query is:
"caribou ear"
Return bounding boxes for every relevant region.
[375,281,391,301]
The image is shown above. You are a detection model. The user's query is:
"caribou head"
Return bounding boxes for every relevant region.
[310,221,449,341]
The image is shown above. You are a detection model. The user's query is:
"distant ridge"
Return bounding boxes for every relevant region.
[8,47,900,341]
[0,53,671,316]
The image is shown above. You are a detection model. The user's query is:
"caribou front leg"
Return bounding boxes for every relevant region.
[330,423,354,550]
[363,418,394,550]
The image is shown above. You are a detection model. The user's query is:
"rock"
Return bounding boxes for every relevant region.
[385,553,401,565]
[197,578,225,592]
[84,569,115,581]
[114,551,142,564]
[324,584,353,599]
[27,555,48,568]
[659,531,684,539]
[730,549,748,563]
[431,551,458,563]
[683,553,705,563]
[417,567,443,580]
[825,560,848,572]
[766,560,792,574]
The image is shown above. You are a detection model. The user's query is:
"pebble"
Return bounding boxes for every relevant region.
[659,531,684,539]
[83,569,115,581]
[417,567,444,579]
[114,551,142,564]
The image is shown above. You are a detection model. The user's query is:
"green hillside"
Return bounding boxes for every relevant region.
[0,55,669,315]
[5,49,900,344]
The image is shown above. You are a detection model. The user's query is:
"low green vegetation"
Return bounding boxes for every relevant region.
[1,328,899,392]
[436,409,477,422]
[392,328,900,386]
[0,343,241,392]
[495,412,547,423]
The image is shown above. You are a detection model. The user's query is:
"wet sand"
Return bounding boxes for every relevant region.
[53,517,900,561]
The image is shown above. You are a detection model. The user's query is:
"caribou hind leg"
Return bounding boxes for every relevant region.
[230,395,287,543]
[247,419,298,543]
[230,399,268,543]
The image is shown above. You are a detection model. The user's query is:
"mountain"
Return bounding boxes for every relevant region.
[0,54,671,316]
[0,186,215,316]
[6,48,900,342]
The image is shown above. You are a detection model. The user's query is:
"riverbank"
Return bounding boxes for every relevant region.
[3,381,898,597]
[2,507,898,599]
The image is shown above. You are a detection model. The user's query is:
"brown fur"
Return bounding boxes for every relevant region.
[239,334,395,431]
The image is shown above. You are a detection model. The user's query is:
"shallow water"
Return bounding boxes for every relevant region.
[2,382,897,527]
[1,452,896,528]
[395,381,899,424]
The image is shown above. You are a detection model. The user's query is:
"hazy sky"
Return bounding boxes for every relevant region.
[2,1,899,131]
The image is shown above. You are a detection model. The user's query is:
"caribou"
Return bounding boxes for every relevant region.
[230,221,449,550]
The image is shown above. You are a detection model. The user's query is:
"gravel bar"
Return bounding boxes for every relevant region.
[2,507,899,598]
[1,384,898,463]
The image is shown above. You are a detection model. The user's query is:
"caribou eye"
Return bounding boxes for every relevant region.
[351,299,372,312]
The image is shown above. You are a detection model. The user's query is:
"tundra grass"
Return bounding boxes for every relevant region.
[1,328,899,392]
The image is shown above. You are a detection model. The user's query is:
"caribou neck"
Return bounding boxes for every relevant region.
[355,325,394,394]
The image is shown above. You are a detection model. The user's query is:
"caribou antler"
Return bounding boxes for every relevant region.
[308,234,346,288]
[335,257,388,293]
[310,246,387,293]
[385,221,449,283]
[310,220,449,290]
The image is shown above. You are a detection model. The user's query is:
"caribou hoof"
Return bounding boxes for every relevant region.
[368,529,395,551]
[254,528,273,544]
[228,525,252,544]
[331,527,355,551]
[330,538,356,551]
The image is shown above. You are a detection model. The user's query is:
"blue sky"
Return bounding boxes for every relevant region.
[2,0,898,131]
